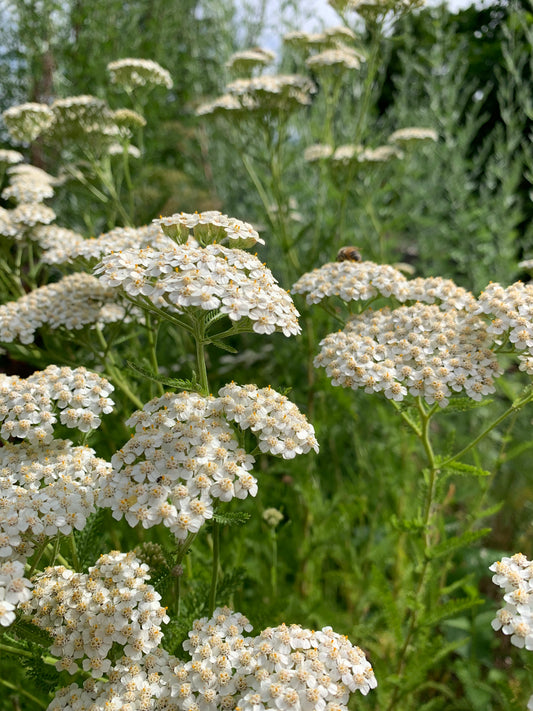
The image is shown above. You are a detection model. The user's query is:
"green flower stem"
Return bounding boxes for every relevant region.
[208,519,221,617]
[0,644,34,660]
[14,244,25,292]
[310,76,343,262]
[88,154,133,227]
[122,143,135,219]
[95,325,144,410]
[241,153,279,232]
[145,313,164,396]
[0,643,58,669]
[69,532,80,572]
[386,399,439,710]
[123,294,194,334]
[45,542,69,569]
[270,527,278,599]
[193,316,209,397]
[353,25,382,143]
[440,390,533,468]
[65,164,110,203]
[28,540,50,577]
[391,400,421,438]
[269,119,300,279]
[0,256,24,297]
[365,199,385,264]
[173,532,198,615]
[0,678,48,707]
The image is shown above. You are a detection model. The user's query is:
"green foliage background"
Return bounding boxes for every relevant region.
[1,1,533,709]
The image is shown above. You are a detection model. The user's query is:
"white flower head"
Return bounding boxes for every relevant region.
[95,241,300,337]
[153,210,264,249]
[2,103,54,143]
[315,304,500,407]
[24,551,169,676]
[107,58,173,91]
[0,365,114,444]
[0,440,110,563]
[0,273,127,344]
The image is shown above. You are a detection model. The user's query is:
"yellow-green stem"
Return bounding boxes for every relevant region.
[208,519,221,616]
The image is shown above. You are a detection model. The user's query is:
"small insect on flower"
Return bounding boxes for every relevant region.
[336,246,362,262]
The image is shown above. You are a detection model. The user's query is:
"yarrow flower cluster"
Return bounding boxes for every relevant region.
[47,606,376,710]
[292,260,477,312]
[0,202,56,240]
[226,75,317,110]
[0,365,114,444]
[490,553,533,651]
[95,240,301,337]
[112,107,147,130]
[0,559,32,626]
[2,102,54,143]
[331,144,363,164]
[198,75,316,118]
[0,272,127,344]
[225,48,276,72]
[0,440,111,564]
[292,260,407,304]
[388,127,438,144]
[357,145,403,163]
[218,382,319,458]
[306,45,364,71]
[99,385,317,540]
[0,149,23,167]
[22,551,169,676]
[196,93,247,116]
[315,304,500,406]
[100,391,256,540]
[340,0,424,19]
[2,163,56,204]
[490,553,533,710]
[303,143,334,162]
[154,210,265,248]
[107,58,173,91]
[38,223,170,265]
[476,282,533,373]
[49,95,120,149]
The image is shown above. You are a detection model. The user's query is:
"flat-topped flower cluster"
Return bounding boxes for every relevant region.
[0,272,127,344]
[38,223,170,265]
[292,260,474,311]
[101,386,318,540]
[0,365,114,443]
[0,439,111,567]
[293,259,533,407]
[315,304,500,407]
[95,238,300,336]
[0,366,115,625]
[197,57,317,116]
[47,605,376,710]
[490,553,533,651]
[22,551,169,677]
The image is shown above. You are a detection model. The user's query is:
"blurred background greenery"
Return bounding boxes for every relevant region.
[2,1,533,709]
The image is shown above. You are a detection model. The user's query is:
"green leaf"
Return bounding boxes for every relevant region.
[21,645,61,693]
[390,514,425,532]
[440,460,491,477]
[475,502,503,520]
[421,597,483,627]
[370,565,403,643]
[213,511,251,526]
[427,528,491,559]
[126,361,199,391]
[442,397,492,413]
[207,339,238,353]
[74,508,107,571]
[7,620,52,648]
